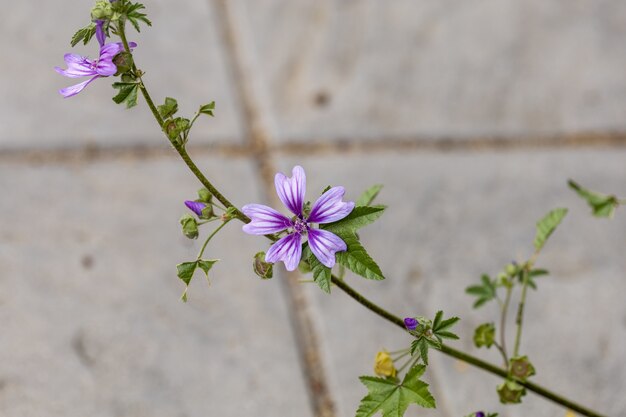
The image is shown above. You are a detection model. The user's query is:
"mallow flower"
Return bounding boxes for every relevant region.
[242,166,354,271]
[55,40,136,98]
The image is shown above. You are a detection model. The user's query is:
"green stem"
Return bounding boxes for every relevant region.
[114,20,607,417]
[513,269,530,358]
[197,219,231,259]
[499,284,512,365]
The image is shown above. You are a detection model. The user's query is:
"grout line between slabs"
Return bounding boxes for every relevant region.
[211,1,337,417]
[2,131,626,166]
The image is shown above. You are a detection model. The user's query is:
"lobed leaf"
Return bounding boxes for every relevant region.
[568,179,619,218]
[112,82,139,108]
[322,205,386,236]
[335,232,385,281]
[356,184,384,207]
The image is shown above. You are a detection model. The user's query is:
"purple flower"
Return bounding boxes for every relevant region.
[95,20,106,47]
[185,201,207,217]
[242,166,354,271]
[475,412,485,417]
[55,41,136,98]
[404,317,419,330]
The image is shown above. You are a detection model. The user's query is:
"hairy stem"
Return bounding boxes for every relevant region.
[499,284,512,365]
[115,20,607,417]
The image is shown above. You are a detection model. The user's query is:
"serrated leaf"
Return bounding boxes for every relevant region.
[322,206,386,236]
[302,245,332,293]
[335,232,384,281]
[434,316,460,333]
[356,365,435,417]
[568,179,619,218]
[357,184,384,206]
[465,274,497,309]
[534,208,568,251]
[70,23,96,47]
[158,97,178,119]
[199,101,216,116]
[410,338,430,365]
[176,261,197,286]
[125,2,152,32]
[112,82,139,108]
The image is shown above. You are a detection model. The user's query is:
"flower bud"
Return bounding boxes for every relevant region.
[179,214,199,239]
[91,0,113,20]
[505,262,518,276]
[374,350,397,378]
[253,252,273,279]
[475,412,485,417]
[113,51,134,75]
[473,323,495,348]
[403,317,419,331]
[508,356,536,382]
[197,188,212,203]
[497,379,526,404]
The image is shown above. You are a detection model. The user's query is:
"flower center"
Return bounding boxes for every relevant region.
[293,217,309,234]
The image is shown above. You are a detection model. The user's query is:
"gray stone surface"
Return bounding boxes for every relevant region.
[1,0,242,149]
[277,150,626,416]
[0,157,312,417]
[240,0,626,142]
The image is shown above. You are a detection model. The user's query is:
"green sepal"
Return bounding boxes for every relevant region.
[473,323,495,348]
[335,232,385,281]
[112,52,134,76]
[356,365,436,417]
[466,274,497,308]
[158,97,179,119]
[508,355,536,382]
[180,214,199,239]
[197,188,212,203]
[356,184,384,207]
[70,23,96,47]
[568,179,620,218]
[199,101,216,117]
[253,252,273,279]
[164,117,191,143]
[112,82,139,108]
[534,208,568,251]
[497,379,526,404]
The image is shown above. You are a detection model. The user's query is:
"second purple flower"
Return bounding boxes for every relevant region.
[242,166,355,271]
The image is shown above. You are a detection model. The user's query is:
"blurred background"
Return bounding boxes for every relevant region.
[1,1,625,416]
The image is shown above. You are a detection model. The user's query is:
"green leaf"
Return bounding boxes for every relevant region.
[534,208,568,251]
[356,365,435,417]
[465,274,497,308]
[112,82,139,108]
[199,101,216,116]
[176,261,197,286]
[70,23,96,47]
[158,97,179,119]
[322,205,386,236]
[357,184,384,206]
[568,179,620,218]
[410,339,430,365]
[474,322,496,348]
[432,311,460,341]
[526,268,549,290]
[164,117,191,142]
[125,2,152,32]
[197,259,218,282]
[335,232,385,281]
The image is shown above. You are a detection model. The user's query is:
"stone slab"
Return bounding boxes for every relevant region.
[0,156,312,417]
[276,150,626,416]
[1,0,242,149]
[238,0,626,142]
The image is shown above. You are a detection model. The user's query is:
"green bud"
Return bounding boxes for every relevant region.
[180,214,199,239]
[222,206,238,221]
[91,0,113,20]
[473,323,495,348]
[113,52,134,76]
[197,188,212,203]
[253,252,273,279]
[200,205,216,220]
[508,356,536,382]
[497,379,526,404]
[505,263,518,276]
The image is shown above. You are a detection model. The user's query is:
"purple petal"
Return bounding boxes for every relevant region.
[96,59,117,76]
[95,20,106,47]
[265,233,302,271]
[307,228,346,268]
[274,166,306,216]
[404,317,419,331]
[58,76,100,98]
[242,204,292,235]
[308,186,355,224]
[184,201,206,217]
[55,54,97,78]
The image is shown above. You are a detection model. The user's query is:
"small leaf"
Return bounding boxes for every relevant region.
[125,2,152,32]
[356,365,435,417]
[357,184,384,206]
[158,97,179,119]
[534,208,568,251]
[568,179,620,218]
[199,101,216,116]
[70,23,96,47]
[322,205,386,236]
[335,232,384,281]
[176,261,197,286]
[197,259,218,279]
[112,82,139,108]
[466,274,497,309]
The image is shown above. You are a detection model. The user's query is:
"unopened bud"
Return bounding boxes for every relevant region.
[253,252,273,279]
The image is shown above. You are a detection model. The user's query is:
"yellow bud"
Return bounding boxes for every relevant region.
[374,350,397,378]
